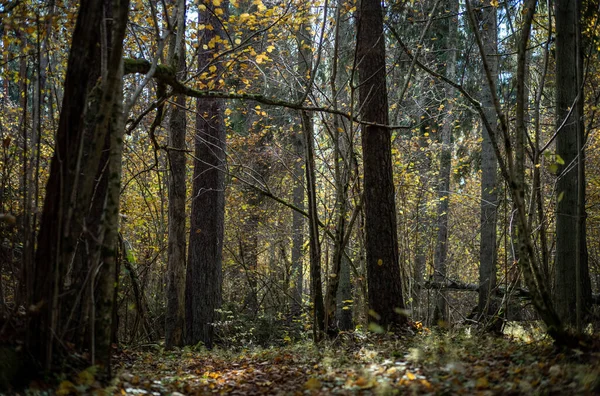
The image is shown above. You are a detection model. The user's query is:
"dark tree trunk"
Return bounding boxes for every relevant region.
[94,59,125,375]
[30,0,129,371]
[238,107,271,317]
[554,0,592,325]
[336,253,353,331]
[29,0,103,370]
[185,2,227,348]
[356,0,407,329]
[165,0,187,349]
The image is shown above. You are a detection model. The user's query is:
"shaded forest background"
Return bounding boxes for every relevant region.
[1,0,600,381]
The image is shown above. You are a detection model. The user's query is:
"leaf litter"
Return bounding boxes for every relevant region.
[74,328,600,395]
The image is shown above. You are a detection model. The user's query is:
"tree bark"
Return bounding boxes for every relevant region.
[477,0,499,318]
[185,1,227,349]
[29,0,103,370]
[165,0,187,349]
[554,0,592,326]
[290,130,304,318]
[356,0,407,329]
[94,59,125,376]
[30,0,129,370]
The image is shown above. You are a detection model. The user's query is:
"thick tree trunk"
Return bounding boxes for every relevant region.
[165,0,187,349]
[29,0,103,370]
[357,0,406,329]
[185,96,225,348]
[554,0,592,326]
[185,1,227,349]
[30,0,129,370]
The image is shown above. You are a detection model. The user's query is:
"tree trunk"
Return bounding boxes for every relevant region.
[324,0,354,334]
[290,130,304,317]
[412,96,432,320]
[30,0,129,370]
[302,110,326,340]
[185,1,227,349]
[336,252,353,331]
[554,0,592,326]
[477,0,499,319]
[357,0,407,329]
[30,0,103,370]
[165,0,187,349]
[94,59,125,376]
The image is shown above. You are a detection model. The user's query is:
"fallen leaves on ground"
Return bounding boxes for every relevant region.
[106,329,600,395]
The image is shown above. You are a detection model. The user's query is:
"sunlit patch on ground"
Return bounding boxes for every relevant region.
[101,330,600,395]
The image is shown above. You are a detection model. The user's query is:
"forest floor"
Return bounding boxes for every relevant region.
[56,325,600,395]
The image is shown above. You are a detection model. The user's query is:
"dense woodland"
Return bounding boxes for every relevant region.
[2,0,600,393]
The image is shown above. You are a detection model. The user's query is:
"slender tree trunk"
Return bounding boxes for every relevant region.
[185,1,227,348]
[94,59,125,376]
[165,0,187,349]
[477,0,499,319]
[24,5,54,306]
[324,0,353,334]
[413,96,432,320]
[357,0,407,329]
[302,110,325,340]
[290,131,304,317]
[336,252,353,330]
[433,0,460,325]
[294,12,325,338]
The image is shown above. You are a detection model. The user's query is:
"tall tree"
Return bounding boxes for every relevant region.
[29,0,129,371]
[290,127,304,317]
[432,0,458,324]
[324,0,354,333]
[185,0,228,349]
[554,0,592,326]
[165,0,187,349]
[356,0,407,328]
[303,109,326,340]
[477,0,499,320]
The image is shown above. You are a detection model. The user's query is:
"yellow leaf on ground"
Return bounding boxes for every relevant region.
[304,377,321,390]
